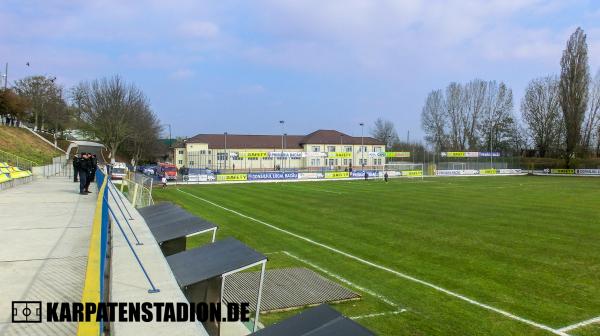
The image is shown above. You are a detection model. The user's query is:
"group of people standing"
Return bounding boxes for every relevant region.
[72,153,97,195]
[1,115,20,127]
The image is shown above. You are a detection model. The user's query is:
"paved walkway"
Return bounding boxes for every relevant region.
[0,177,96,336]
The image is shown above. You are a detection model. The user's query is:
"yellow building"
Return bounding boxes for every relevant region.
[173,130,386,172]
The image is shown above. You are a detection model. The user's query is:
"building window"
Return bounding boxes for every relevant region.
[217,153,227,161]
[328,159,335,166]
[327,146,335,152]
[178,160,183,164]
[344,146,352,152]
[358,146,368,153]
[200,150,206,154]
[310,158,320,166]
[374,146,382,152]
[178,150,184,154]
[343,159,348,165]
[311,146,320,152]
[189,161,195,165]
[208,150,212,154]
[359,159,367,165]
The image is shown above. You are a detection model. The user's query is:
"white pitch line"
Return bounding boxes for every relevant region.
[281,251,399,308]
[177,189,568,336]
[350,309,407,320]
[558,315,600,332]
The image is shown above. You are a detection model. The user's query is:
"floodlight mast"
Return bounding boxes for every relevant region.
[360,122,364,169]
[279,120,285,171]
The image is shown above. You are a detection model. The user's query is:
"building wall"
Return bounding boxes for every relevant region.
[173,147,186,167]
[175,142,386,170]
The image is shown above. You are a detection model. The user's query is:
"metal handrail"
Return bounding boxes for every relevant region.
[107,204,160,294]
[107,185,143,245]
[0,148,39,170]
[109,179,134,219]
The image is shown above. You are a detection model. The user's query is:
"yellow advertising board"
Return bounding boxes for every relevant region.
[550,169,575,174]
[479,169,497,175]
[446,152,466,157]
[385,152,411,158]
[324,171,350,179]
[327,152,352,158]
[216,174,248,181]
[238,152,268,158]
[401,170,423,176]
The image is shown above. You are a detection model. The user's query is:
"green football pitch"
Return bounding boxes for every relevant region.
[153,176,600,336]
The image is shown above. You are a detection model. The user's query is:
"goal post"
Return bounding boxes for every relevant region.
[383,163,424,179]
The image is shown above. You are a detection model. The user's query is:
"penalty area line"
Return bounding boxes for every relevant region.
[176,188,568,336]
[558,315,600,332]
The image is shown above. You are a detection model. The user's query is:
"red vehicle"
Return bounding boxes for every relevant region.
[158,163,178,180]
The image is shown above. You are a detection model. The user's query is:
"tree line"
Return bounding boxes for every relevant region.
[420,27,600,167]
[0,75,163,165]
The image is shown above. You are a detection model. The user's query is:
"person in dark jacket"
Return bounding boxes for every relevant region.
[78,153,91,195]
[72,155,80,182]
[89,154,97,183]
[83,154,94,193]
[384,172,389,182]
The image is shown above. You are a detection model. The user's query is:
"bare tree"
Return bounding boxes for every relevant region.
[582,70,600,153]
[479,81,514,153]
[74,76,150,162]
[445,82,465,149]
[13,76,65,131]
[521,76,563,157]
[371,118,399,148]
[421,89,447,151]
[463,79,488,149]
[559,27,590,166]
[122,104,162,168]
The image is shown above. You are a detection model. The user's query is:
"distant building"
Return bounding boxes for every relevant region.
[173,129,386,171]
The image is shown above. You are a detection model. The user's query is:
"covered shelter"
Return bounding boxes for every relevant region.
[251,304,374,336]
[166,238,267,335]
[139,202,218,255]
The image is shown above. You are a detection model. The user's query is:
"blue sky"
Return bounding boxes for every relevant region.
[2,0,600,141]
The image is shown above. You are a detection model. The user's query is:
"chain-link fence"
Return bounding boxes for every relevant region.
[118,172,154,208]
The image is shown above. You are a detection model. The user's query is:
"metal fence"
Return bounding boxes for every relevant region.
[0,149,38,171]
[119,172,154,208]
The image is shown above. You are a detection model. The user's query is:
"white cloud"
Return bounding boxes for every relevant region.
[169,69,195,80]
[178,21,220,39]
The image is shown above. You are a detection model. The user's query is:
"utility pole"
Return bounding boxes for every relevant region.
[4,63,7,89]
[279,120,285,171]
[224,132,228,171]
[360,122,364,169]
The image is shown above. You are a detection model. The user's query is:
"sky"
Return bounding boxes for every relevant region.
[2,0,600,141]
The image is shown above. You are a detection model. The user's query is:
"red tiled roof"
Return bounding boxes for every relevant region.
[300,130,383,145]
[186,134,305,149]
[186,130,384,149]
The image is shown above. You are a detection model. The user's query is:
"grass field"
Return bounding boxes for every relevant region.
[154,176,600,335]
[0,125,62,164]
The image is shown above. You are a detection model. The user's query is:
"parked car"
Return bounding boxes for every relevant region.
[111,162,128,180]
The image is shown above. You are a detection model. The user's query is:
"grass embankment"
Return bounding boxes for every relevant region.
[0,125,62,164]
[155,176,600,335]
